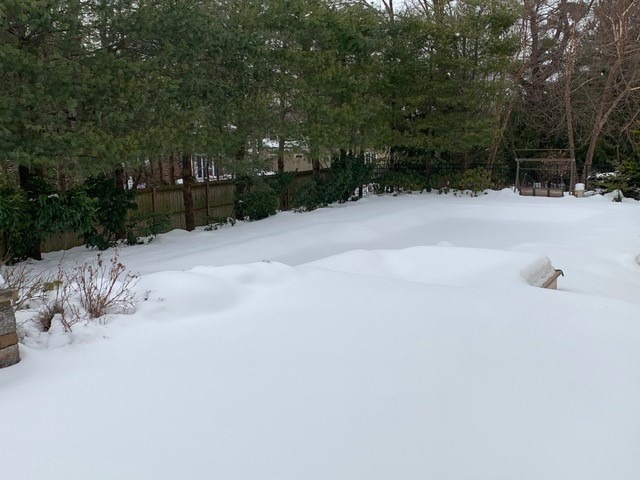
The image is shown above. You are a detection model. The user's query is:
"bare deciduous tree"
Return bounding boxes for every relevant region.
[579,0,640,180]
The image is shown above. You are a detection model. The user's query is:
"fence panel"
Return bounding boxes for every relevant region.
[207,181,235,220]
[40,232,84,254]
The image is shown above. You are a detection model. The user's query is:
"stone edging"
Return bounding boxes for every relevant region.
[0,332,19,350]
[0,289,20,368]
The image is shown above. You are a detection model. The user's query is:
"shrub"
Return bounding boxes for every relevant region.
[0,183,30,261]
[83,175,138,250]
[453,167,493,195]
[1,177,96,261]
[204,216,236,231]
[375,170,428,193]
[32,185,96,238]
[66,252,138,321]
[34,269,68,331]
[0,260,54,310]
[293,152,375,211]
[6,252,138,333]
[234,174,279,220]
[590,161,640,200]
[291,175,334,211]
[330,152,375,202]
[124,212,172,245]
[270,171,297,197]
[236,187,278,220]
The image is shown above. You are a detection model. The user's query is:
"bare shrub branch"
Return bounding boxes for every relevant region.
[7,251,139,334]
[0,260,55,310]
[64,252,139,322]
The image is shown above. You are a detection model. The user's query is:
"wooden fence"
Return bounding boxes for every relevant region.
[137,179,236,231]
[37,170,321,254]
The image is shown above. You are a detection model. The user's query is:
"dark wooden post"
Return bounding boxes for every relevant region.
[0,289,20,368]
[182,153,196,232]
[151,187,157,214]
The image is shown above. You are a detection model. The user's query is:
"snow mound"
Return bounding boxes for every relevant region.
[135,261,297,321]
[303,245,556,288]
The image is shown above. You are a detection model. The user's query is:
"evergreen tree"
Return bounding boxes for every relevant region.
[385,1,517,170]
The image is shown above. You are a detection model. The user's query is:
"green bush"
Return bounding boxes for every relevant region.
[32,187,95,237]
[1,176,96,261]
[0,183,30,261]
[330,152,375,202]
[453,167,493,195]
[124,212,172,245]
[236,187,278,220]
[292,152,374,211]
[270,171,297,196]
[375,170,428,193]
[83,175,138,250]
[233,173,279,221]
[291,175,335,211]
[204,216,236,231]
[590,160,640,200]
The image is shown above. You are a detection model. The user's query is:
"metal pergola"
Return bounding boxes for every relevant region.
[515,150,577,197]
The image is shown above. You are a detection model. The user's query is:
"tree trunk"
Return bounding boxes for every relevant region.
[579,0,639,182]
[311,145,320,175]
[461,152,470,172]
[158,159,165,185]
[114,166,125,190]
[18,165,29,188]
[278,137,288,210]
[18,165,42,261]
[182,154,196,232]
[564,35,577,172]
[114,166,127,240]
[169,154,176,185]
[425,155,432,181]
[487,65,522,169]
[581,57,625,183]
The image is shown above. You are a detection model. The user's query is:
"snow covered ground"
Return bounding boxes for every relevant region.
[1,189,640,480]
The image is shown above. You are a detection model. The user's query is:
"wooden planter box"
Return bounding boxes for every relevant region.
[548,188,564,198]
[534,187,549,196]
[519,186,534,196]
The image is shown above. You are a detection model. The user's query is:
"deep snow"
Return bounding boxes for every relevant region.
[1,189,639,480]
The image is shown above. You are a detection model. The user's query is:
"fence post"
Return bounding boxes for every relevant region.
[0,289,19,368]
[151,187,157,214]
